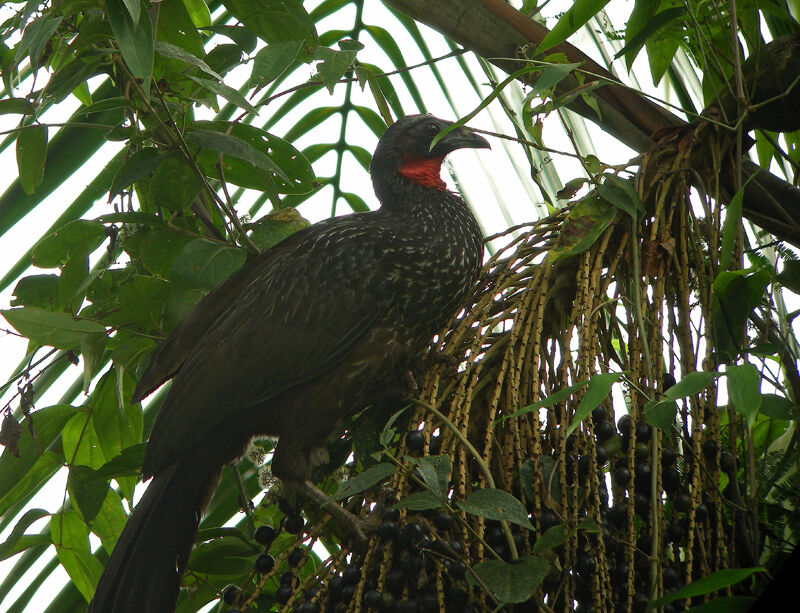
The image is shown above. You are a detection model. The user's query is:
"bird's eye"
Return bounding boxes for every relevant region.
[424,122,439,136]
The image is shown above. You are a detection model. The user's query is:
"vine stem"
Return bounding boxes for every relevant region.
[409,398,519,561]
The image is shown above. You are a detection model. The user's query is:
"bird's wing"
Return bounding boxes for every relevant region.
[142,216,391,475]
[131,230,309,403]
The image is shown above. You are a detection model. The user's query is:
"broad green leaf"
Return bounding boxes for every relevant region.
[109,147,164,199]
[597,174,644,218]
[62,413,106,469]
[154,41,222,80]
[504,380,589,421]
[332,463,395,500]
[537,0,612,54]
[759,394,798,420]
[169,238,247,290]
[0,508,49,561]
[89,488,128,553]
[117,275,170,330]
[411,455,450,500]
[14,15,62,67]
[187,535,259,575]
[469,556,550,604]
[712,268,770,362]
[137,156,203,211]
[549,194,618,260]
[247,208,310,251]
[68,465,110,524]
[0,404,80,516]
[683,596,757,613]
[314,46,357,93]
[0,98,35,115]
[567,372,623,436]
[51,510,104,601]
[533,522,569,552]
[221,0,318,46]
[726,363,762,429]
[91,370,142,459]
[529,61,582,96]
[617,8,686,67]
[181,0,212,27]
[394,491,444,511]
[1,307,106,349]
[190,121,314,193]
[664,371,721,400]
[10,274,59,310]
[121,0,140,24]
[186,74,258,115]
[200,25,257,53]
[31,219,106,268]
[457,489,534,530]
[651,567,764,608]
[719,184,746,272]
[90,444,147,483]
[16,124,48,195]
[776,260,800,295]
[250,41,303,88]
[186,129,290,182]
[106,0,154,83]
[155,0,205,61]
[644,399,678,430]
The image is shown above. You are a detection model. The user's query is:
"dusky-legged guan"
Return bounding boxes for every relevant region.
[87,115,489,612]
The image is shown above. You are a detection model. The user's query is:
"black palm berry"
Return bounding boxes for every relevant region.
[382,507,400,522]
[662,373,676,390]
[608,503,628,525]
[396,600,419,613]
[634,421,651,442]
[327,575,344,598]
[617,414,632,438]
[661,447,677,466]
[592,406,607,423]
[701,439,718,460]
[363,590,382,608]
[341,586,355,603]
[284,513,304,534]
[634,493,650,516]
[254,553,275,574]
[595,420,615,441]
[663,566,681,588]
[666,522,684,544]
[634,442,650,462]
[720,451,736,473]
[632,592,649,612]
[294,602,319,613]
[342,564,362,586]
[405,430,426,452]
[287,547,305,567]
[539,509,560,532]
[377,520,399,540]
[434,509,455,531]
[275,584,293,604]
[662,467,681,492]
[446,560,467,580]
[254,524,276,546]
[595,445,609,466]
[278,498,295,516]
[695,503,709,522]
[385,568,405,593]
[673,492,691,513]
[221,584,241,605]
[613,466,631,487]
[429,435,442,454]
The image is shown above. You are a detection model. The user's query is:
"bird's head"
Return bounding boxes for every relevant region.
[370,114,490,203]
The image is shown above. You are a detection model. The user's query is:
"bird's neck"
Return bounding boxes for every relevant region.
[397,154,447,190]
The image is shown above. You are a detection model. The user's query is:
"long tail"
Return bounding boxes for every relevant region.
[88,461,215,613]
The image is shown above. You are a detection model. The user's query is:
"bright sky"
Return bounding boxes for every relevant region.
[0,1,769,610]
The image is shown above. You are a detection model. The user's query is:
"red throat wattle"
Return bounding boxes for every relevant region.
[398,154,447,190]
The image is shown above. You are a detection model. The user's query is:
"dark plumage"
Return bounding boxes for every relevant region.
[87,114,489,612]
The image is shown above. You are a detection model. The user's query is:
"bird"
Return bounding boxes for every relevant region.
[87,114,490,612]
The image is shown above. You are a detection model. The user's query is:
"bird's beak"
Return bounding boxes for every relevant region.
[433,126,491,155]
